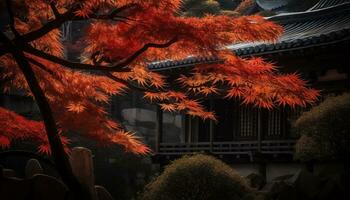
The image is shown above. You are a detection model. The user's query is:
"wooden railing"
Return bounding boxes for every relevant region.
[158,140,296,155]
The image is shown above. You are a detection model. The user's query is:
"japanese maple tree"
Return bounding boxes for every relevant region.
[0,0,318,198]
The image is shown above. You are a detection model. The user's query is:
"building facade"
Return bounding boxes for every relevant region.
[0,1,349,174]
[149,0,350,165]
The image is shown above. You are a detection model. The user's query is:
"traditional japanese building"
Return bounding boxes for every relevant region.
[148,0,350,167]
[1,0,349,179]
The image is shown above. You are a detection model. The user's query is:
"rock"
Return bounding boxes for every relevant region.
[261,182,275,193]
[70,147,98,200]
[2,168,16,178]
[25,158,44,178]
[272,174,294,182]
[317,174,346,200]
[30,174,69,200]
[268,181,297,200]
[246,173,266,190]
[0,174,68,200]
[0,177,30,200]
[95,185,114,200]
[253,194,266,200]
[287,170,321,199]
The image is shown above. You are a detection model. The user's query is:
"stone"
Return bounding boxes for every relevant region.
[2,168,16,178]
[246,173,266,190]
[267,181,297,200]
[0,176,30,200]
[0,174,68,200]
[95,185,114,200]
[287,170,321,199]
[30,174,69,200]
[70,147,98,200]
[25,158,44,178]
[272,174,294,182]
[317,174,346,200]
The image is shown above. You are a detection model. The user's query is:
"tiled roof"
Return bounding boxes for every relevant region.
[309,0,350,10]
[148,1,350,71]
[231,2,350,56]
[148,56,219,71]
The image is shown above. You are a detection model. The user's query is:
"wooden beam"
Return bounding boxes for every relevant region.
[155,106,163,153]
[257,109,262,153]
[209,99,214,153]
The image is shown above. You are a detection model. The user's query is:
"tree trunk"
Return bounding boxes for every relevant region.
[16,52,92,200]
[0,33,91,200]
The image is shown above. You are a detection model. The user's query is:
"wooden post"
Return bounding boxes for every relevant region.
[69,147,98,200]
[209,99,214,153]
[257,109,262,153]
[155,106,163,153]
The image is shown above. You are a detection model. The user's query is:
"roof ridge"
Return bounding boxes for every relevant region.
[267,1,350,24]
[308,0,350,11]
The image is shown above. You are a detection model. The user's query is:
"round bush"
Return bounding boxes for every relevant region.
[294,93,350,161]
[139,154,252,200]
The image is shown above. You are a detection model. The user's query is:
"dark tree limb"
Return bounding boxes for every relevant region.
[48,1,61,18]
[116,36,178,68]
[5,0,20,38]
[23,37,178,72]
[23,45,132,72]
[0,31,91,200]
[0,3,139,57]
[26,55,58,77]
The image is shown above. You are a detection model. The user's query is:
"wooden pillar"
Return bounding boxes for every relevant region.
[70,147,98,200]
[209,99,214,153]
[155,106,163,153]
[257,109,262,153]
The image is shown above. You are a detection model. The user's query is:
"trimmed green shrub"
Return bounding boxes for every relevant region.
[294,93,350,161]
[138,154,252,200]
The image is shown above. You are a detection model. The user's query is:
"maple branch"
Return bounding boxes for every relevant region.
[13,3,138,44]
[0,3,139,57]
[21,11,75,44]
[22,44,131,72]
[23,37,178,71]
[49,1,61,18]
[26,56,57,77]
[27,57,161,96]
[5,0,20,38]
[0,31,90,199]
[115,36,179,68]
[89,4,138,22]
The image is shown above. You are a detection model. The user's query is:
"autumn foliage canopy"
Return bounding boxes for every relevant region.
[0,0,318,155]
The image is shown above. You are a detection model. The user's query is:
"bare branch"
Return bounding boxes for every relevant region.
[113,36,178,68]
[22,45,131,72]
[0,3,140,57]
[23,37,178,71]
[26,56,57,76]
[16,3,139,44]
[49,1,61,18]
